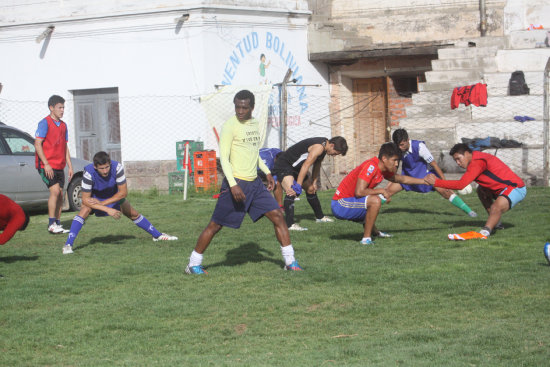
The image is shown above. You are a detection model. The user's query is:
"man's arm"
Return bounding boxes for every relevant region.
[34,138,53,179]
[354,177,386,198]
[390,174,430,186]
[82,191,121,219]
[65,146,74,181]
[296,144,324,186]
[426,161,483,190]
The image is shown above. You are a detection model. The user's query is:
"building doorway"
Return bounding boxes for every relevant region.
[353,78,388,162]
[73,88,121,162]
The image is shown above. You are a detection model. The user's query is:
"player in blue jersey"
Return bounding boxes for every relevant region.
[61,151,177,254]
[386,128,477,217]
[258,148,283,206]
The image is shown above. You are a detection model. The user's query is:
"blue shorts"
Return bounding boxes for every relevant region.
[331,197,368,222]
[500,186,526,209]
[92,198,126,217]
[211,177,280,229]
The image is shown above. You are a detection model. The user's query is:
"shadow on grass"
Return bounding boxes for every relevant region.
[75,235,137,251]
[0,255,39,263]
[207,242,284,269]
[381,207,452,215]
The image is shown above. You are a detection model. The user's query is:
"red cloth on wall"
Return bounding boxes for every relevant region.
[451,83,488,109]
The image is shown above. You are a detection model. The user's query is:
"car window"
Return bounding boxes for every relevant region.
[1,129,35,155]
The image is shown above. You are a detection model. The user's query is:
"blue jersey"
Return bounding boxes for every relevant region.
[259,148,281,171]
[401,140,435,193]
[82,160,126,200]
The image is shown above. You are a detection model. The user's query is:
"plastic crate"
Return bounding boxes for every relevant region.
[194,168,218,191]
[193,150,217,170]
[176,140,204,158]
[168,171,190,194]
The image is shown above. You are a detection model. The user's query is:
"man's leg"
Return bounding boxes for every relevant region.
[186,221,223,274]
[63,205,92,254]
[362,194,382,243]
[264,209,302,270]
[302,179,329,222]
[47,183,64,231]
[273,182,283,207]
[120,201,177,241]
[436,187,477,217]
[281,175,301,229]
[476,186,507,236]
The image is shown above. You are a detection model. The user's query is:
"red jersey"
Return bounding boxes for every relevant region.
[435,151,524,195]
[0,194,26,245]
[35,115,68,170]
[333,157,395,200]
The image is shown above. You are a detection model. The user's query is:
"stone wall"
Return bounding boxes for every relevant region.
[125,160,177,193]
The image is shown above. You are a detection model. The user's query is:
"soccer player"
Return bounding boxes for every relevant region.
[387,128,477,217]
[62,151,177,254]
[185,90,302,274]
[425,143,526,238]
[272,136,348,231]
[258,147,283,206]
[331,142,429,245]
[0,194,30,246]
[34,95,73,234]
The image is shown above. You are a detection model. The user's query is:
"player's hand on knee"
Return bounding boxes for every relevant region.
[424,174,436,185]
[291,181,302,196]
[108,208,122,219]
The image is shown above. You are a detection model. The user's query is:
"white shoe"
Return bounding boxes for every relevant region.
[48,223,64,234]
[57,224,70,234]
[375,231,393,238]
[288,223,308,231]
[153,233,178,241]
[315,216,334,223]
[62,245,74,254]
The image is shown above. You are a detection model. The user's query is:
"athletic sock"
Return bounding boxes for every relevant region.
[306,193,324,220]
[133,215,162,238]
[479,226,491,237]
[280,244,295,266]
[449,194,474,215]
[65,215,85,246]
[362,237,372,242]
[48,217,56,227]
[189,250,203,267]
[283,195,295,228]
[56,219,61,226]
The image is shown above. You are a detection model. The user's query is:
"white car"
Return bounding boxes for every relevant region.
[0,122,90,211]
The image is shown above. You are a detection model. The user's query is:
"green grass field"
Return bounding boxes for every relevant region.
[1,187,549,366]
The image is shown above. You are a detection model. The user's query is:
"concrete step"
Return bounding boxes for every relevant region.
[345,37,373,49]
[398,116,459,129]
[508,30,549,49]
[431,56,497,72]
[412,91,449,105]
[453,36,508,49]
[405,103,471,118]
[438,45,499,60]
[483,71,544,96]
[425,69,482,83]
[495,48,550,72]
[455,120,543,146]
[418,81,479,92]
[471,95,543,120]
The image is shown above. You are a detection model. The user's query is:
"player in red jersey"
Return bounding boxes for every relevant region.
[425,143,526,237]
[0,194,30,246]
[331,142,429,245]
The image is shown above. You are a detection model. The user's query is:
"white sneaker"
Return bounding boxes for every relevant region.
[315,216,334,223]
[62,245,73,254]
[375,231,393,238]
[48,224,64,234]
[288,223,308,231]
[153,233,178,241]
[57,224,70,234]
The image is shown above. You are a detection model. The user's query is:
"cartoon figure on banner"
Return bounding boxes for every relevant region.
[259,53,271,84]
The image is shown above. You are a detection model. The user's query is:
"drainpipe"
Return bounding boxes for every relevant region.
[479,0,487,37]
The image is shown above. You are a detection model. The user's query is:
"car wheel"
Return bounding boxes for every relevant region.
[67,176,83,211]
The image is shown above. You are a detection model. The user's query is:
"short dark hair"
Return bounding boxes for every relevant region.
[48,95,65,108]
[20,212,30,231]
[234,90,255,108]
[329,136,348,156]
[93,151,111,166]
[392,128,409,145]
[378,142,401,160]
[449,143,472,156]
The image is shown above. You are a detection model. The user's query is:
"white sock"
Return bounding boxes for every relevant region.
[281,245,295,266]
[448,193,457,202]
[189,250,203,267]
[362,237,372,242]
[479,229,490,237]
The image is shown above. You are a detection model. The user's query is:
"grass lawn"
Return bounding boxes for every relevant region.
[1,187,549,366]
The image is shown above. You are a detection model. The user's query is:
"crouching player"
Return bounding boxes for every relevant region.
[62,151,177,254]
[331,142,429,245]
[425,143,526,239]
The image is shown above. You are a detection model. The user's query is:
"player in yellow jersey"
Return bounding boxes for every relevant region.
[185,90,302,274]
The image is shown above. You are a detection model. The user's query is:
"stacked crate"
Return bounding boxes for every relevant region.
[169,140,204,194]
[193,150,217,191]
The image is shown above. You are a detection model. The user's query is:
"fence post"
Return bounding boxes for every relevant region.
[543,58,550,186]
[279,68,292,151]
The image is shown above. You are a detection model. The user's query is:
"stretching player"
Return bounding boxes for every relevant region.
[258,147,283,207]
[272,136,348,231]
[425,143,526,238]
[0,194,30,277]
[387,128,477,217]
[332,142,429,245]
[62,151,177,254]
[185,90,302,274]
